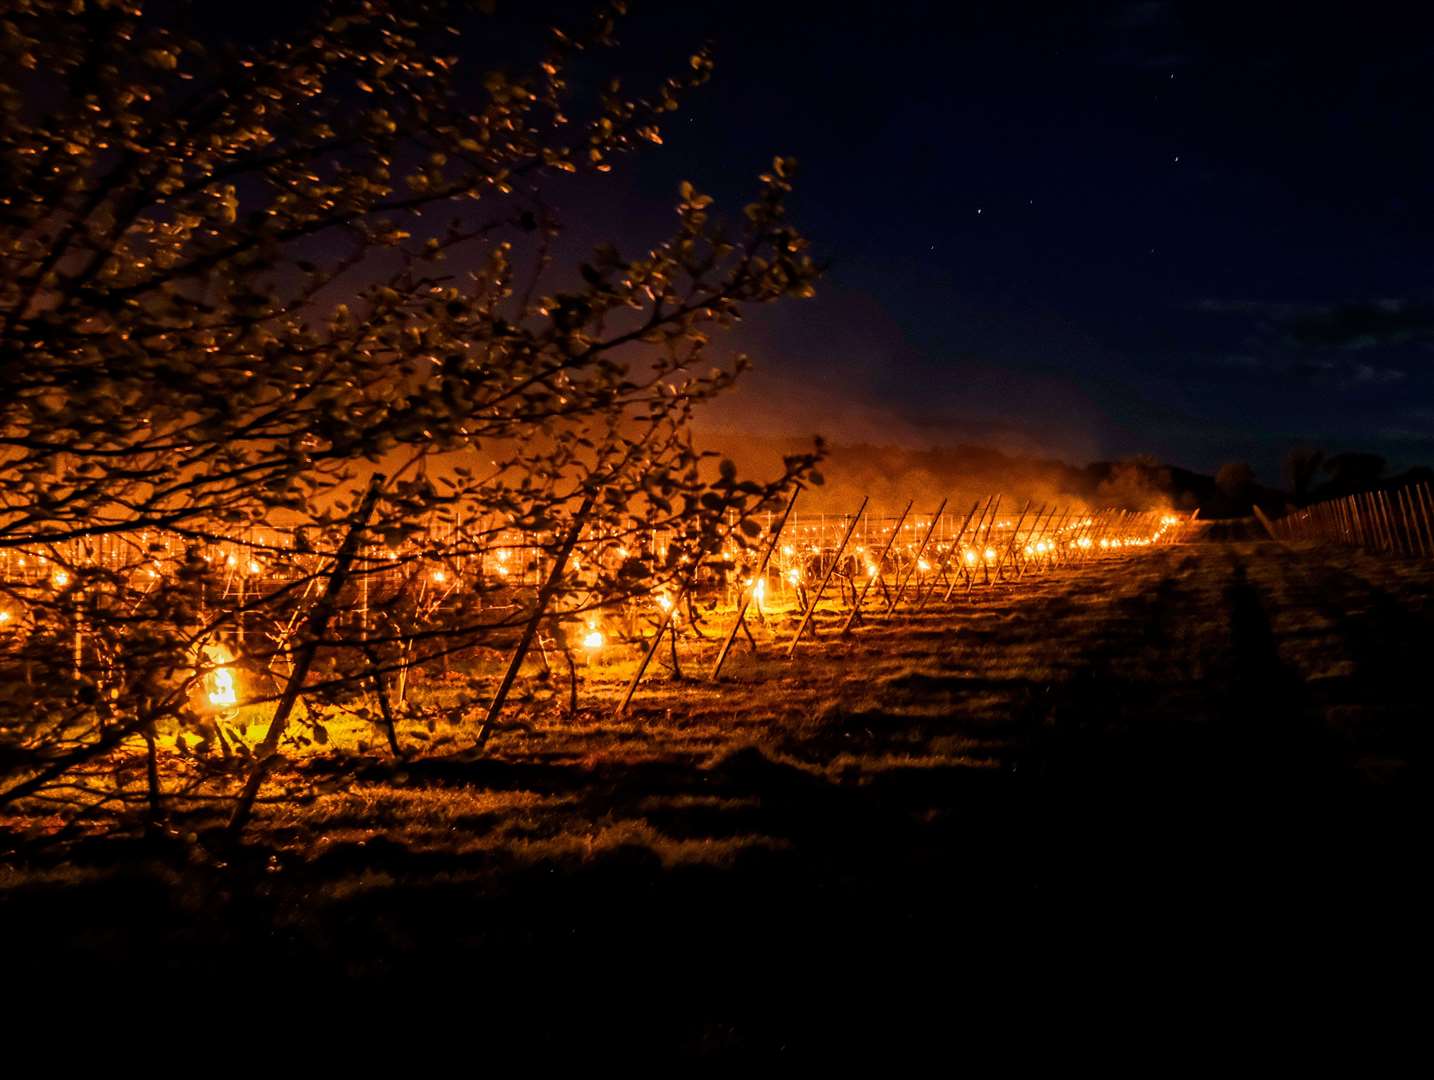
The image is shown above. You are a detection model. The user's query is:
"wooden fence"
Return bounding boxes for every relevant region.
[1258,483,1434,558]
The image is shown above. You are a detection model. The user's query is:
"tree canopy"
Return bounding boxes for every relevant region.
[0,0,821,824]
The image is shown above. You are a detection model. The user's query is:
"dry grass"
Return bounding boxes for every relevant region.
[1,539,1427,1053]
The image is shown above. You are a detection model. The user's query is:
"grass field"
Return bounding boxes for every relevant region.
[2,537,1424,1055]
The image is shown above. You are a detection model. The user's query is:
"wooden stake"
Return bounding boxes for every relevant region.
[991,500,1033,582]
[711,488,801,680]
[475,493,595,749]
[228,474,385,837]
[1252,504,1279,541]
[882,498,947,616]
[1413,483,1434,557]
[1019,504,1061,578]
[969,493,1003,592]
[1397,488,1423,558]
[839,500,913,636]
[951,494,996,594]
[786,496,868,658]
[933,498,983,605]
[615,573,696,718]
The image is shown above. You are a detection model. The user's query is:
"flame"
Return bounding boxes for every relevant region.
[786,567,801,585]
[51,568,70,588]
[582,629,604,650]
[431,569,447,584]
[204,642,239,710]
[207,666,237,709]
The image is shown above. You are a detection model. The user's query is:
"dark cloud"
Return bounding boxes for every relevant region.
[1351,363,1407,385]
[1283,300,1434,351]
[1193,298,1428,388]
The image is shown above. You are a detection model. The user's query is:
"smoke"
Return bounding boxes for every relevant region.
[693,434,1093,517]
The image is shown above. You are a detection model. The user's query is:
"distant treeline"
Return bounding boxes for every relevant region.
[694,434,1434,520]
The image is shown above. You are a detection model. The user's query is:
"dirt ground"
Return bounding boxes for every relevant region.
[1,538,1424,1056]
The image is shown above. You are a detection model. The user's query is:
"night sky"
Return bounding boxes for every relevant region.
[231,1,1434,480]
[542,0,1434,480]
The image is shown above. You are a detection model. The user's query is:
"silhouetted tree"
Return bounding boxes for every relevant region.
[1284,446,1325,505]
[0,1,821,823]
[1215,461,1256,511]
[1319,453,1387,497]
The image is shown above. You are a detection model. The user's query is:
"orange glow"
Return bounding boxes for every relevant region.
[207,667,237,709]
[204,643,239,710]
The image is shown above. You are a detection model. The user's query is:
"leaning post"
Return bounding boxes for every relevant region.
[711,488,801,680]
[786,496,868,658]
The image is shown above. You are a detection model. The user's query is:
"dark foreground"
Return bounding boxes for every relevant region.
[1,540,1424,1055]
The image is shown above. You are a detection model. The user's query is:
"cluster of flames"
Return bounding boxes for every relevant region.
[1,506,1192,709]
[589,506,1193,670]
